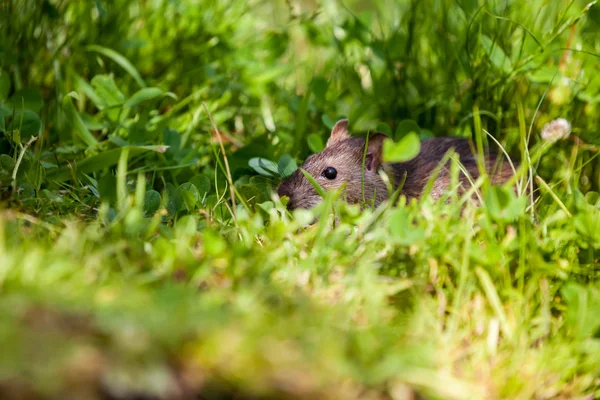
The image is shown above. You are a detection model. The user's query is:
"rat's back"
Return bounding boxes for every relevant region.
[390,137,514,200]
[277,120,516,210]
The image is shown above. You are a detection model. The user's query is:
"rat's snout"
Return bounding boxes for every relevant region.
[277,180,296,210]
[277,169,319,211]
[285,198,297,211]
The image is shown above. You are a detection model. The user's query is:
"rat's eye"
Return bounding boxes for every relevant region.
[322,167,337,180]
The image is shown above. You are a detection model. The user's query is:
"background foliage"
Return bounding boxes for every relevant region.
[1,0,600,399]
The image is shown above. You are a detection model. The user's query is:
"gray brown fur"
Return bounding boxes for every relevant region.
[277,120,514,210]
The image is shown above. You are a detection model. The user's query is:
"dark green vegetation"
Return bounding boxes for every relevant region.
[1,0,600,399]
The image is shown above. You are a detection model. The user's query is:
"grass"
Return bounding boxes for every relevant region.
[1,0,600,399]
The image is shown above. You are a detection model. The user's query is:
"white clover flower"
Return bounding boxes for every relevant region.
[541,118,571,143]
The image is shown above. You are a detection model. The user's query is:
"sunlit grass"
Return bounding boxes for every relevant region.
[0,0,599,398]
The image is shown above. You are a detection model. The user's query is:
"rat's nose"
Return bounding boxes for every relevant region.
[277,183,290,199]
[277,182,295,210]
[285,198,296,211]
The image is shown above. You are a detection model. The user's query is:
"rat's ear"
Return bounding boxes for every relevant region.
[364,133,388,172]
[326,119,350,147]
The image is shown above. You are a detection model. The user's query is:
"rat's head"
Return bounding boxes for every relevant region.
[277,119,389,210]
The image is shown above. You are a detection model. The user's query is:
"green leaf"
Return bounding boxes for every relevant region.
[80,113,105,131]
[574,212,600,246]
[257,201,274,213]
[480,35,513,73]
[61,93,99,147]
[485,186,524,222]
[375,123,392,136]
[143,190,161,216]
[307,133,324,153]
[23,159,46,189]
[175,215,198,238]
[321,114,335,130]
[203,229,226,257]
[249,157,279,177]
[13,110,41,140]
[485,186,526,222]
[238,184,265,205]
[190,175,211,197]
[165,183,181,215]
[163,128,181,152]
[0,154,15,172]
[40,161,57,169]
[176,182,200,212]
[125,87,164,108]
[382,132,420,163]
[74,73,104,109]
[91,75,126,109]
[562,284,600,340]
[17,182,35,199]
[389,208,424,245]
[395,119,421,140]
[85,45,146,88]
[277,154,297,178]
[486,185,510,208]
[8,88,43,112]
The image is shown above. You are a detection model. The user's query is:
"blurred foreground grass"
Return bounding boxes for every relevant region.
[1,0,600,399]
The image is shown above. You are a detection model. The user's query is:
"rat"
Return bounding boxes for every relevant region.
[277,119,515,211]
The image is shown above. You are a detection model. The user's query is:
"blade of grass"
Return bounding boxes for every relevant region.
[62,93,99,147]
[446,205,475,337]
[117,147,130,213]
[85,45,146,88]
[203,102,237,220]
[483,129,517,178]
[300,168,326,198]
[482,9,543,49]
[135,172,146,211]
[535,176,572,217]
[476,267,513,340]
[472,106,488,186]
